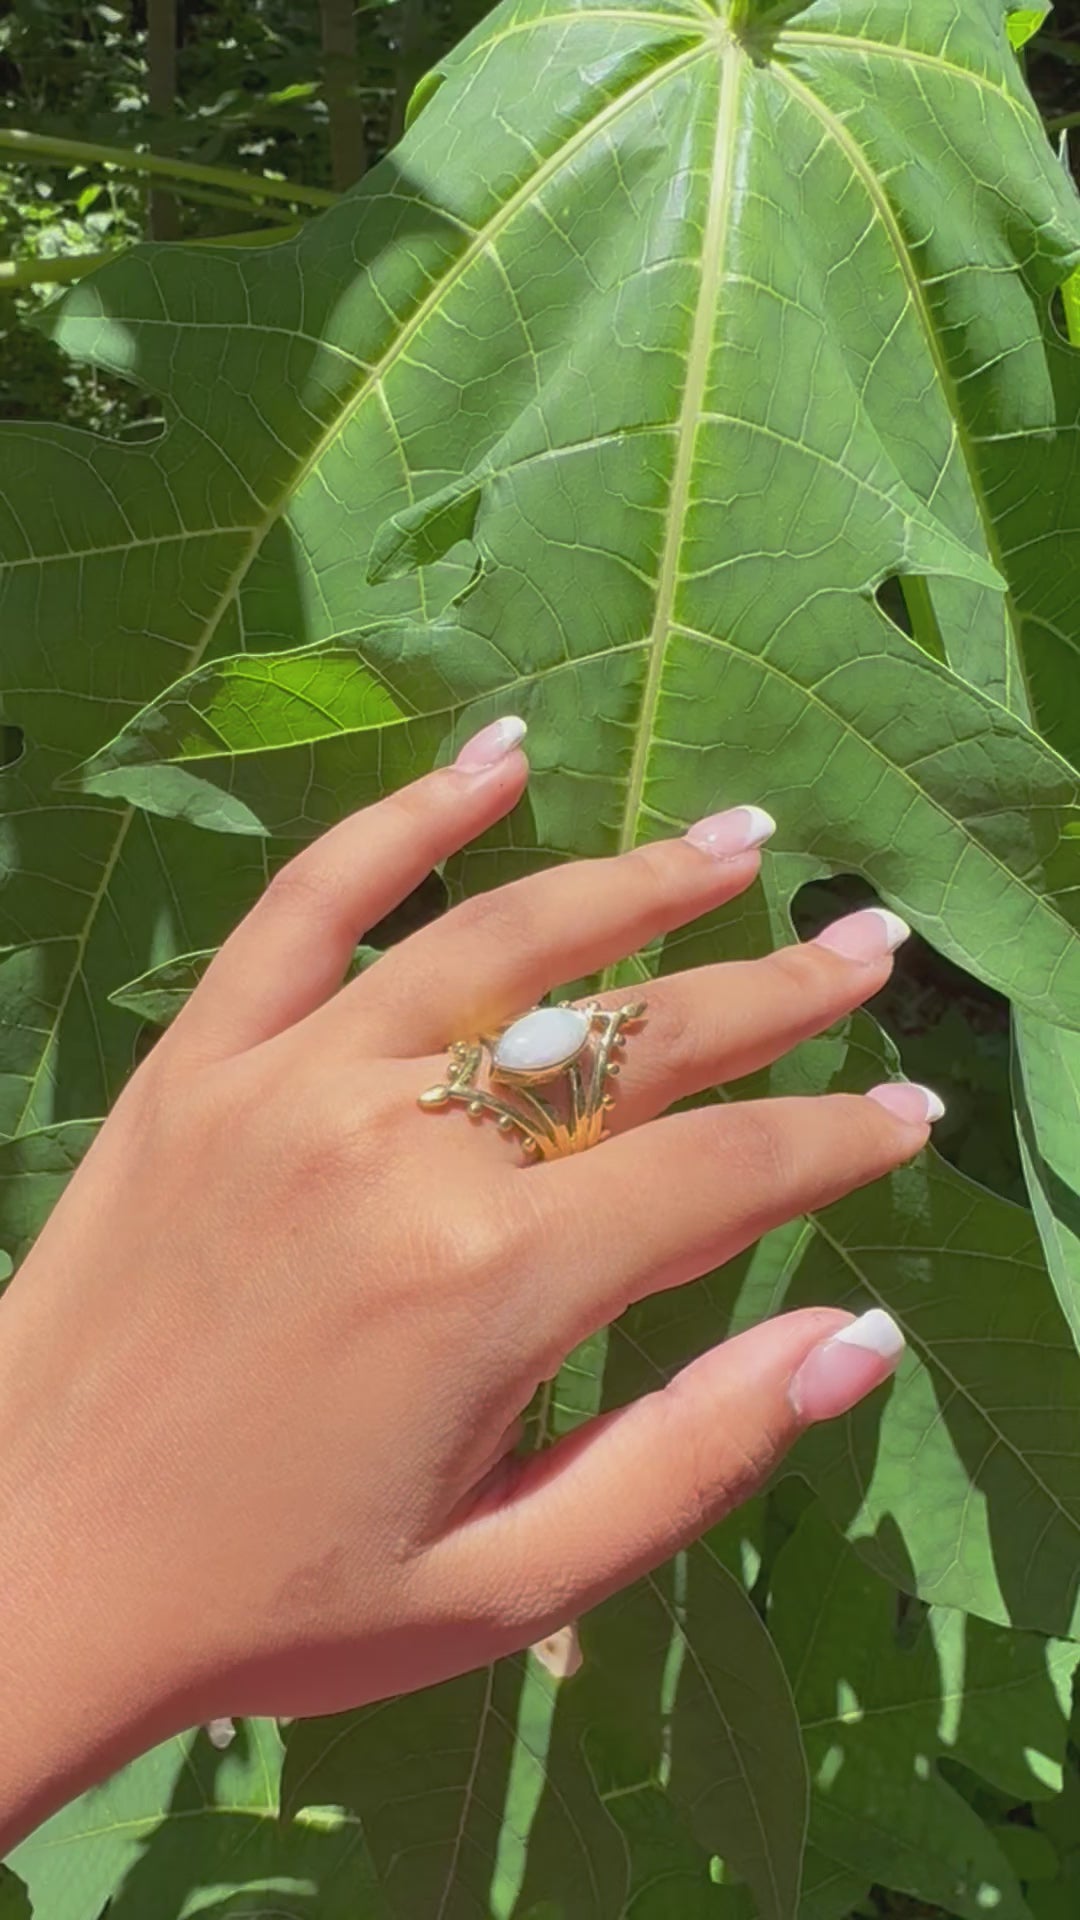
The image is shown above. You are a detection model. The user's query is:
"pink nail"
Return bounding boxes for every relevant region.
[789,1309,905,1422]
[454,716,527,772]
[685,806,776,858]
[866,1081,945,1124]
[815,907,910,961]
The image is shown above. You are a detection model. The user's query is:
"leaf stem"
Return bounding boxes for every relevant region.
[0,127,339,209]
[0,252,117,287]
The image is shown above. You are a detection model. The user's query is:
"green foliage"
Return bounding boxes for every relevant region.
[5,0,1080,1913]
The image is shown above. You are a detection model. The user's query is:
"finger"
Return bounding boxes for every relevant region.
[445,1305,905,1638]
[169,718,529,1059]
[345,805,778,1053]
[593,906,911,1133]
[536,1084,941,1349]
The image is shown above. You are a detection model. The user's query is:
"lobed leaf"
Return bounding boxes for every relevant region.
[770,1503,1079,1917]
[281,1543,808,1920]
[10,1720,373,1920]
[5,0,1080,1143]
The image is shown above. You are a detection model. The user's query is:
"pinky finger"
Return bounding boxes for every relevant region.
[444,1304,905,1646]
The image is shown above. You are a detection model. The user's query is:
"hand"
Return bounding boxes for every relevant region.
[0,717,938,1843]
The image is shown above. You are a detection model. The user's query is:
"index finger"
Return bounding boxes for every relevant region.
[170,718,530,1061]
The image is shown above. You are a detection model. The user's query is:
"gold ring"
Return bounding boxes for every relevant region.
[419,998,648,1160]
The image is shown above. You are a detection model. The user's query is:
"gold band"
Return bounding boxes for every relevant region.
[419,999,647,1160]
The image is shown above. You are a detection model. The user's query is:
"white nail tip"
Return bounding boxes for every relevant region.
[919,1087,947,1122]
[832,1308,906,1362]
[739,806,778,846]
[868,908,911,952]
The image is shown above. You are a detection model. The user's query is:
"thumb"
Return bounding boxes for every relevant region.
[455,1306,904,1641]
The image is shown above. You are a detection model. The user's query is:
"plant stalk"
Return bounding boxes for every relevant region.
[146,0,180,239]
[0,128,338,209]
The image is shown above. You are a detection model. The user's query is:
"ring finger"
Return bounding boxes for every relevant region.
[583,904,911,1133]
[412,904,911,1150]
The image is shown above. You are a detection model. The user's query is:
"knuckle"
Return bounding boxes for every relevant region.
[448,883,535,954]
[626,839,681,915]
[726,1103,798,1193]
[632,987,691,1063]
[434,1197,527,1294]
[384,774,446,842]
[765,940,819,993]
[264,854,349,925]
[767,939,851,1005]
[658,1381,775,1533]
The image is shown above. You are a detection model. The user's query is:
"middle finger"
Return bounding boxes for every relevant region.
[338,805,777,1053]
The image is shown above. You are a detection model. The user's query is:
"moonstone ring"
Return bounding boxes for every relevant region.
[418,998,647,1159]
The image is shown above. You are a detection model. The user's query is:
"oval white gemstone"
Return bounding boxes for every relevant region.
[492,1007,590,1075]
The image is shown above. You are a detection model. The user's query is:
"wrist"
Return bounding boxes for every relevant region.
[0,1276,198,1847]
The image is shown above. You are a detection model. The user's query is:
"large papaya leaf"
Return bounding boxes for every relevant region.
[5,0,1080,1163]
[770,1503,1079,1920]
[9,1719,372,1920]
[280,1537,808,1920]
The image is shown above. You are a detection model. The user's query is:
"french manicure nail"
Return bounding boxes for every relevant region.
[454,715,527,772]
[789,1308,906,1422]
[866,1081,946,1124]
[684,806,777,858]
[815,907,911,962]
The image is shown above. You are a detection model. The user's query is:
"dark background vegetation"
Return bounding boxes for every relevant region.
[2,2,1080,1913]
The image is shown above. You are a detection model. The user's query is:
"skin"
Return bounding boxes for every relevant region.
[0,728,935,1849]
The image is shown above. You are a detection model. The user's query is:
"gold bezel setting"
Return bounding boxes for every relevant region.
[419,999,647,1159]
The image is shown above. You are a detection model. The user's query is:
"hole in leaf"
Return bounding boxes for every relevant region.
[1050,279,1080,350]
[792,875,1021,1203]
[874,575,914,639]
[0,725,25,771]
[131,1020,164,1069]
[874,574,945,662]
[367,867,449,949]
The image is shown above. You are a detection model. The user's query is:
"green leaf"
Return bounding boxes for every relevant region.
[108,949,219,1025]
[283,1538,808,1920]
[1063,269,1080,346]
[72,644,408,836]
[10,1720,373,1920]
[771,1503,1079,1918]
[1006,4,1049,46]
[0,1867,32,1919]
[1013,1014,1080,1347]
[109,940,382,1026]
[0,1119,101,1261]
[1030,1753,1080,1920]
[5,0,1080,1168]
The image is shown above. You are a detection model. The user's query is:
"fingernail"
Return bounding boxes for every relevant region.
[789,1308,905,1422]
[685,806,777,857]
[815,907,910,961]
[455,715,527,772]
[866,1081,945,1124]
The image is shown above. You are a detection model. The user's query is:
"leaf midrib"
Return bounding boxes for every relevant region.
[646,1555,804,1920]
[615,35,742,860]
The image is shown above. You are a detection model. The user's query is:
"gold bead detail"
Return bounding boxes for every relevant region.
[418,1085,449,1108]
